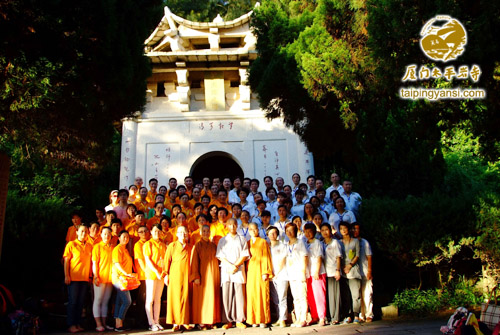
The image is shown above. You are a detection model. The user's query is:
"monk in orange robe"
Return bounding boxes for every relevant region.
[187,203,204,233]
[190,224,221,329]
[134,187,151,214]
[210,207,229,245]
[246,223,274,327]
[146,202,165,230]
[164,226,193,331]
[189,213,209,245]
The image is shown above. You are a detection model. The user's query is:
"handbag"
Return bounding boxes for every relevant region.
[481,285,500,330]
[117,273,140,291]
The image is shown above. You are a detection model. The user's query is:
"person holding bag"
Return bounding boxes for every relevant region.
[339,221,361,324]
[111,230,134,331]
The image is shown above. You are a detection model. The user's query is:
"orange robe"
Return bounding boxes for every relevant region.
[146,216,162,231]
[66,225,78,243]
[164,241,192,325]
[189,228,202,245]
[210,221,228,245]
[134,199,151,214]
[186,217,199,233]
[164,198,179,212]
[146,190,157,204]
[180,205,194,219]
[188,199,201,210]
[246,237,273,324]
[190,239,221,324]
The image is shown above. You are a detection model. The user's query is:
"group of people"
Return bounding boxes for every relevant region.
[62,172,372,332]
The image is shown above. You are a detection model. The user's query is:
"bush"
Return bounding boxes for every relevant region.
[393,279,483,316]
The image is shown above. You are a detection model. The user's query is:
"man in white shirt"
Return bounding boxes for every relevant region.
[228,176,242,205]
[306,175,316,199]
[325,173,344,203]
[352,223,373,322]
[291,189,306,218]
[341,180,362,218]
[275,177,285,194]
[216,219,249,329]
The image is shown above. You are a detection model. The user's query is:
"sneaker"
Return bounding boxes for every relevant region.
[105,325,115,330]
[222,323,233,329]
[236,322,247,329]
[156,323,164,330]
[149,325,159,331]
[114,327,125,332]
[172,324,180,331]
[343,317,352,324]
[252,324,258,327]
[353,317,360,324]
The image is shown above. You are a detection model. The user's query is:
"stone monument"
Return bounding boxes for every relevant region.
[119,6,314,188]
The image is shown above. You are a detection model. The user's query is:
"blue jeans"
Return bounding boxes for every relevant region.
[114,286,131,320]
[67,281,88,326]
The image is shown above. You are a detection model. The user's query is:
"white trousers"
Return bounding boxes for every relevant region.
[360,278,373,319]
[289,280,307,323]
[92,283,113,318]
[145,279,164,326]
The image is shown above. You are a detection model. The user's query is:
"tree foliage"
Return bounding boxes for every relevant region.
[166,0,258,22]
[0,0,163,170]
[250,0,500,198]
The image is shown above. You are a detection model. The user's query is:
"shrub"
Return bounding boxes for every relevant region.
[393,279,483,316]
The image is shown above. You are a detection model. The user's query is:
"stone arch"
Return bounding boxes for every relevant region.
[190,151,244,183]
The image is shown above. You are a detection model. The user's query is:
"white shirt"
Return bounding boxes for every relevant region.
[216,233,249,284]
[328,210,356,233]
[285,239,309,280]
[228,188,240,205]
[237,225,251,241]
[274,219,290,243]
[325,185,344,203]
[307,189,316,199]
[341,191,362,216]
[305,238,326,277]
[323,239,343,277]
[358,238,373,278]
[291,203,305,218]
[270,241,287,281]
[241,202,257,220]
[259,226,271,243]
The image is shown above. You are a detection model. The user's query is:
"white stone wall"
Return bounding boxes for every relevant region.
[119,108,314,190]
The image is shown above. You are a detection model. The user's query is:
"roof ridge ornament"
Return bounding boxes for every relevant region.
[213,14,224,23]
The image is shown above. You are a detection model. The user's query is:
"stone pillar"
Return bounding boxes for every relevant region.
[120,119,138,188]
[209,28,220,51]
[239,67,251,110]
[176,69,190,112]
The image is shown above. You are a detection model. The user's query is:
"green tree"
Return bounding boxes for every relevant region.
[250,0,500,197]
[0,0,163,170]
[166,0,258,22]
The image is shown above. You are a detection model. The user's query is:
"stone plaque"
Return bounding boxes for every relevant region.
[204,71,225,111]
